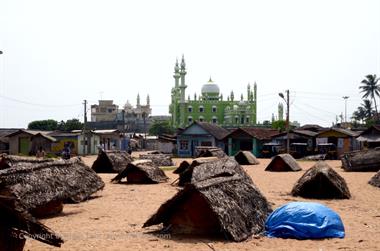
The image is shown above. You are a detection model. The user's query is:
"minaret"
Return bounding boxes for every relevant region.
[247,83,251,101]
[179,55,187,103]
[173,58,180,88]
[240,93,243,101]
[230,91,234,101]
[137,93,140,107]
[278,103,284,121]
[146,94,150,106]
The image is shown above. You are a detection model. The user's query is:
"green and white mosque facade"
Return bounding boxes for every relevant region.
[169,56,257,128]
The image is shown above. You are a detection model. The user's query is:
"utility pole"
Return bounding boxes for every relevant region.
[279,90,290,154]
[342,96,349,123]
[83,100,87,156]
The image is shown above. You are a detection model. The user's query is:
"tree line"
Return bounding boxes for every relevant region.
[28,119,83,131]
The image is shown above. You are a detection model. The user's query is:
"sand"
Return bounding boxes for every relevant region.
[24,153,380,251]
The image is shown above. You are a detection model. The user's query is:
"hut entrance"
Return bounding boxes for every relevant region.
[168,192,221,236]
[295,173,344,199]
[239,140,252,151]
[126,168,153,184]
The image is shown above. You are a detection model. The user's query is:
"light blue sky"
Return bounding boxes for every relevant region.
[1,0,379,128]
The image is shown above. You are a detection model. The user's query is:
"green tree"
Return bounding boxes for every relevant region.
[62,119,83,131]
[359,74,380,120]
[271,120,286,131]
[149,121,174,136]
[28,119,58,131]
[361,99,373,119]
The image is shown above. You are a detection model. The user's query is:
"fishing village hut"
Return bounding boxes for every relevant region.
[173,157,218,175]
[0,154,54,169]
[0,157,105,217]
[195,146,226,158]
[369,170,380,188]
[139,153,174,166]
[92,149,133,173]
[341,148,380,172]
[234,151,260,165]
[173,160,190,174]
[143,175,272,242]
[291,161,351,199]
[111,160,169,184]
[0,195,63,251]
[178,157,251,187]
[265,154,302,172]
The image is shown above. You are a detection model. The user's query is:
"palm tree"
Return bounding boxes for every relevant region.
[359,74,380,120]
[352,106,366,123]
[361,99,373,119]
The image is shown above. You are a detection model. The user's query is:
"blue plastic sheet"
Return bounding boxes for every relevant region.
[265,202,345,239]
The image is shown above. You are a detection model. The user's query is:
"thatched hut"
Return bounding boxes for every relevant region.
[291,161,351,199]
[143,175,272,242]
[173,157,218,175]
[234,151,260,165]
[111,160,169,184]
[0,154,54,170]
[178,157,251,187]
[195,146,226,158]
[369,171,380,188]
[173,160,190,174]
[139,153,174,166]
[0,195,63,251]
[0,157,105,217]
[92,149,133,173]
[265,154,301,172]
[341,148,380,172]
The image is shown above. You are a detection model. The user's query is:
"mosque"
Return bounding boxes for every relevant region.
[169,56,257,128]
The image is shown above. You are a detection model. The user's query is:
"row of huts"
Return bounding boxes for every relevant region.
[173,122,380,158]
[0,129,127,156]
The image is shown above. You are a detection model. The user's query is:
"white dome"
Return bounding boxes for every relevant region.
[201,78,220,94]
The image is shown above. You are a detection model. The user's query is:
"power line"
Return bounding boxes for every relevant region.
[0,94,81,107]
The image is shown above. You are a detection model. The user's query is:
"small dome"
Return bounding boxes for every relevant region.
[201,77,220,95]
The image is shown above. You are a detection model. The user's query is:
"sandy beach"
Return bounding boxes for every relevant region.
[24,153,380,251]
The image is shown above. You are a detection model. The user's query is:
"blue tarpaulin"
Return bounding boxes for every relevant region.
[265,202,345,239]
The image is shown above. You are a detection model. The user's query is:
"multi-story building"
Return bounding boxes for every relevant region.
[89,95,152,133]
[169,56,257,129]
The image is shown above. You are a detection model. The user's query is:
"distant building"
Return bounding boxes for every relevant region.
[169,55,257,129]
[91,100,119,122]
[89,95,152,133]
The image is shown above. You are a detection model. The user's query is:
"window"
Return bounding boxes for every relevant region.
[212,106,217,113]
[199,116,204,122]
[241,117,245,124]
[199,106,204,112]
[188,106,193,112]
[246,117,250,123]
[212,118,217,124]
[235,117,239,124]
[179,140,189,150]
[188,116,193,123]
[108,108,113,113]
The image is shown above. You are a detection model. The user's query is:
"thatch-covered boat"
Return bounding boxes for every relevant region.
[143,175,272,242]
[0,154,54,170]
[291,161,351,199]
[0,195,63,251]
[0,157,105,217]
[341,148,380,172]
[195,146,226,158]
[111,160,169,184]
[92,149,133,173]
[173,157,218,175]
[178,157,251,187]
[265,154,301,172]
[369,170,380,188]
[139,153,174,166]
[234,151,260,165]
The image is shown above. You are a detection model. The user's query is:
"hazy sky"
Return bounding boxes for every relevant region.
[1,0,379,128]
